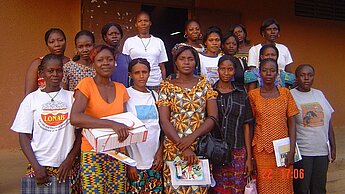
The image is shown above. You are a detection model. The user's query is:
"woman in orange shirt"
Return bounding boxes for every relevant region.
[248,58,298,194]
[71,45,130,193]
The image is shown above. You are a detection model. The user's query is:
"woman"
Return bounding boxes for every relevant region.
[291,64,336,194]
[157,46,218,193]
[126,58,163,193]
[62,30,96,91]
[222,32,248,86]
[230,24,251,60]
[123,11,168,90]
[199,26,222,85]
[248,18,293,72]
[248,58,299,193]
[70,45,130,193]
[211,55,253,194]
[11,54,81,193]
[101,23,131,87]
[245,44,295,91]
[25,28,70,95]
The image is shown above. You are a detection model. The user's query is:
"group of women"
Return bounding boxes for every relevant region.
[11,10,336,194]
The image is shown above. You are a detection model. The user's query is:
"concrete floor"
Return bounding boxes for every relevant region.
[0,128,344,193]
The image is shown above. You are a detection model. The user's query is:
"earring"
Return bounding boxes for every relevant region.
[184,34,188,39]
[199,33,203,39]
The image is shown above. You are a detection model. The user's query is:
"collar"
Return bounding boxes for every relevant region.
[213,81,243,93]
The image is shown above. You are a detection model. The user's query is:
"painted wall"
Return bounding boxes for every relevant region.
[0,0,81,149]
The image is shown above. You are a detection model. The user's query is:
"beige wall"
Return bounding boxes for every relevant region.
[0,0,81,149]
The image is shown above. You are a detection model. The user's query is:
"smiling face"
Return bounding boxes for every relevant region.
[263,24,280,43]
[76,35,94,61]
[46,32,66,55]
[297,66,314,92]
[40,59,63,88]
[222,36,238,55]
[104,26,122,47]
[185,21,201,41]
[204,32,221,55]
[130,63,150,89]
[218,59,235,83]
[175,49,196,75]
[135,13,151,35]
[93,49,115,77]
[260,60,278,85]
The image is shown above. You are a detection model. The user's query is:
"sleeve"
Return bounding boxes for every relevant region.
[62,62,69,86]
[10,94,34,134]
[244,69,259,84]
[158,39,168,63]
[205,80,218,100]
[286,89,299,117]
[248,90,256,117]
[319,91,334,114]
[121,84,130,103]
[285,46,293,65]
[122,38,130,55]
[74,78,90,98]
[157,81,171,107]
[244,95,254,123]
[247,46,258,67]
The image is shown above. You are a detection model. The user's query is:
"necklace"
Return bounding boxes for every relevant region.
[140,37,151,52]
[47,89,61,101]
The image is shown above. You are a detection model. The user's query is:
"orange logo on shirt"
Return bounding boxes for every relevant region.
[41,111,68,126]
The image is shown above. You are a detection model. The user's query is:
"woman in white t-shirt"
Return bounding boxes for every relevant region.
[126,58,163,193]
[291,64,336,194]
[11,54,81,193]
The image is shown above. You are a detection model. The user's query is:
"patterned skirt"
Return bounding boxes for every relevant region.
[210,147,247,194]
[127,168,163,193]
[80,151,127,194]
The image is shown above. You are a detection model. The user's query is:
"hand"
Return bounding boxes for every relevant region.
[244,158,253,178]
[182,148,198,165]
[151,147,163,171]
[127,166,139,181]
[331,148,336,163]
[33,165,48,185]
[112,122,130,142]
[57,157,74,183]
[285,151,294,167]
[176,135,196,152]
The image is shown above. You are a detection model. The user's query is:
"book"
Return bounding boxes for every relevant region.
[272,137,302,167]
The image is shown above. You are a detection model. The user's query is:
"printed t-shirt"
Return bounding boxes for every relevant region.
[198,53,221,85]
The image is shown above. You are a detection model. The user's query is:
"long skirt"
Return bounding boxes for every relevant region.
[254,146,293,194]
[80,151,127,194]
[127,168,163,193]
[211,147,247,194]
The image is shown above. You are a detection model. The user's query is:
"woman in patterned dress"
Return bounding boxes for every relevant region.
[248,58,299,194]
[157,46,218,193]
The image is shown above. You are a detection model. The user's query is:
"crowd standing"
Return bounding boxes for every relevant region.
[11,11,336,194]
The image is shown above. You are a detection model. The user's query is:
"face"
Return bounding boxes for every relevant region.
[104,26,122,47]
[40,59,63,88]
[130,63,150,88]
[205,32,221,54]
[260,47,278,61]
[297,66,314,91]
[93,49,115,77]
[263,24,279,43]
[175,49,196,75]
[47,32,66,55]
[233,26,245,42]
[76,35,94,60]
[185,21,201,41]
[218,60,235,83]
[222,36,238,55]
[135,13,151,34]
[260,61,278,85]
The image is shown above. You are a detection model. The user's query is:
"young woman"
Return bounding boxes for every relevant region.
[157,46,218,193]
[123,11,168,90]
[230,24,251,59]
[25,28,70,95]
[101,23,131,87]
[248,58,299,193]
[211,55,253,194]
[248,18,293,72]
[291,64,336,194]
[199,26,222,85]
[62,30,96,91]
[70,45,130,193]
[126,58,163,193]
[12,54,81,193]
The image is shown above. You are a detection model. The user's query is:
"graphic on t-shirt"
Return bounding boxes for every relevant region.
[301,102,324,127]
[39,100,69,132]
[135,105,158,120]
[205,67,219,85]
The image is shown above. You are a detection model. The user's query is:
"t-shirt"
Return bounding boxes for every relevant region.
[122,35,168,86]
[111,53,131,87]
[247,43,293,70]
[125,87,161,169]
[75,77,130,151]
[290,88,334,156]
[198,53,221,85]
[11,89,75,167]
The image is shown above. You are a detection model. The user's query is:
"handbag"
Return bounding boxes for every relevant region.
[244,177,258,194]
[197,116,231,165]
[21,176,71,194]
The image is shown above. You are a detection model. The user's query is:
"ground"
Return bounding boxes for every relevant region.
[0,128,344,193]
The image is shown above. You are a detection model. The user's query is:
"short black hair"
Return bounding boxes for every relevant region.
[135,11,151,22]
[75,30,95,44]
[203,26,222,45]
[44,28,66,45]
[174,46,200,74]
[260,18,280,36]
[101,23,123,42]
[259,58,278,72]
[222,32,239,48]
[184,19,201,30]
[217,55,237,68]
[128,58,151,73]
[295,64,315,76]
[38,54,63,72]
[229,24,250,44]
[259,44,279,62]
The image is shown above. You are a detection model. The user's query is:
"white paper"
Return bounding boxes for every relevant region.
[272,137,302,167]
[101,150,137,167]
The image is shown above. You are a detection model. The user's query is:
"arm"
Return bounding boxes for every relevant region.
[158,105,180,144]
[285,64,292,73]
[329,119,336,162]
[70,90,129,142]
[25,59,41,95]
[151,138,164,171]
[19,133,48,184]
[246,82,257,92]
[159,63,166,79]
[243,123,253,178]
[286,115,296,167]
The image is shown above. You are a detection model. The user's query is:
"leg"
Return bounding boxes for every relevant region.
[293,156,313,194]
[310,156,328,194]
